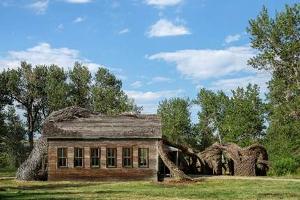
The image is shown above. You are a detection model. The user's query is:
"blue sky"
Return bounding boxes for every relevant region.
[0,0,298,117]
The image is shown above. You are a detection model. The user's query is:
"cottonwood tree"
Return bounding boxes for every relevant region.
[69,62,92,109]
[2,107,26,167]
[1,62,141,151]
[45,65,69,114]
[194,89,228,149]
[157,98,192,145]
[91,68,139,114]
[195,86,266,148]
[2,62,47,149]
[222,84,266,147]
[247,4,300,174]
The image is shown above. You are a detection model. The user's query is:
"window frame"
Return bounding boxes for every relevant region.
[106,148,117,168]
[57,147,68,168]
[122,147,133,168]
[138,148,149,168]
[90,148,100,168]
[74,147,84,168]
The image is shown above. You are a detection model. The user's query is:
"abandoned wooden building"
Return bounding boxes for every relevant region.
[42,108,162,181]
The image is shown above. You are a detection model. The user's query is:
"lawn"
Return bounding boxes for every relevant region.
[0,177,299,200]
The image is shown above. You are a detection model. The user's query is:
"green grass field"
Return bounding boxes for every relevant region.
[0,176,299,200]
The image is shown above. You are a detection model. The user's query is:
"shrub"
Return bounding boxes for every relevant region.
[272,157,298,176]
[0,153,11,168]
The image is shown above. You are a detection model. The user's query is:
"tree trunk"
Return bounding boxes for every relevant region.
[27,107,34,150]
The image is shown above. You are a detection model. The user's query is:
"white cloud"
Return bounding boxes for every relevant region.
[73,16,85,23]
[0,43,100,72]
[56,24,64,31]
[64,0,92,3]
[209,72,271,95]
[130,81,143,88]
[225,34,241,44]
[28,0,49,14]
[147,19,190,37]
[148,46,256,80]
[126,89,184,113]
[118,28,130,35]
[148,76,172,84]
[145,0,183,8]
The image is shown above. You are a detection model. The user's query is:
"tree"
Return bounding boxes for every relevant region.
[2,107,26,167]
[195,86,266,148]
[1,61,141,151]
[3,62,48,149]
[45,65,69,114]
[91,68,139,114]
[194,89,228,149]
[157,98,192,145]
[69,62,92,108]
[247,4,300,174]
[222,84,266,147]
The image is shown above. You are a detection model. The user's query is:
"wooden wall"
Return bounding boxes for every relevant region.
[47,139,159,181]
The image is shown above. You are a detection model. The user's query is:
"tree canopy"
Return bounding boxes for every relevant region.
[247,3,300,175]
[157,98,192,145]
[0,62,140,151]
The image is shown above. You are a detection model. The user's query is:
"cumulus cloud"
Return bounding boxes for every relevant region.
[148,46,256,80]
[0,43,100,72]
[148,76,172,84]
[130,81,143,88]
[148,45,271,96]
[118,28,130,35]
[209,72,271,95]
[145,0,183,8]
[126,89,184,113]
[73,16,85,23]
[225,34,241,44]
[147,19,190,37]
[28,0,49,14]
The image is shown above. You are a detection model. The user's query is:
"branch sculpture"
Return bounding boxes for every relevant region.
[16,106,269,181]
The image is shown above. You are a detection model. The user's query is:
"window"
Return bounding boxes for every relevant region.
[91,148,100,167]
[74,148,84,167]
[107,148,117,168]
[122,148,132,168]
[57,148,67,167]
[138,148,149,168]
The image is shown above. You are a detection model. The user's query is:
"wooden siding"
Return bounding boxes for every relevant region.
[48,139,159,181]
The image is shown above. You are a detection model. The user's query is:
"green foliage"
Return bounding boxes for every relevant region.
[247,3,300,175]
[1,62,47,149]
[69,62,92,108]
[0,61,140,151]
[91,68,139,114]
[157,98,192,145]
[0,106,26,168]
[194,88,228,149]
[45,65,69,114]
[272,157,298,176]
[222,84,266,147]
[0,153,10,168]
[194,85,266,148]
